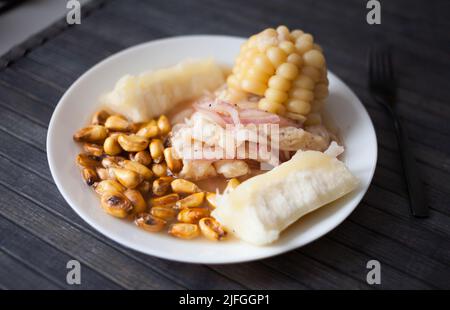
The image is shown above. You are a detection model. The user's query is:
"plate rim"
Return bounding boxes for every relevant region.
[47,35,378,264]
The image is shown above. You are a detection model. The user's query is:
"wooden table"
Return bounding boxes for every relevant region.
[0,0,449,289]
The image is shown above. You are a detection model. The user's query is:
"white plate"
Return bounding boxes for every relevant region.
[47,35,377,264]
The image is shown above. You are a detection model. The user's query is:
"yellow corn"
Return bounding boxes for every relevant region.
[177,207,210,224]
[175,192,205,209]
[227,26,329,119]
[168,223,199,239]
[171,179,200,194]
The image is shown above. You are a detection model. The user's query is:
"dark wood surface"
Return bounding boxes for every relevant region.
[0,0,449,289]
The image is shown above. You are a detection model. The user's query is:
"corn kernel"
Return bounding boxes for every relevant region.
[301,66,321,82]
[295,39,313,54]
[289,88,314,102]
[292,75,315,90]
[253,54,275,74]
[279,41,295,54]
[276,25,291,41]
[246,67,271,83]
[303,50,325,68]
[258,98,284,114]
[265,88,288,103]
[286,99,311,114]
[290,29,304,39]
[266,46,287,67]
[299,33,314,43]
[287,53,303,67]
[241,79,267,96]
[276,63,299,80]
[268,75,291,92]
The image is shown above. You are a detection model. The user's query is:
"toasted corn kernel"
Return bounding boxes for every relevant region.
[83,143,104,157]
[91,110,110,125]
[100,191,133,218]
[151,206,177,220]
[157,115,171,135]
[150,192,179,208]
[128,123,141,133]
[205,193,217,209]
[103,135,123,156]
[135,213,166,232]
[94,180,126,195]
[124,189,147,214]
[171,179,200,194]
[205,192,218,209]
[169,223,200,239]
[104,115,130,131]
[130,151,152,166]
[175,192,205,209]
[112,168,143,189]
[164,147,182,173]
[136,122,159,139]
[120,160,153,181]
[177,207,210,224]
[224,178,240,194]
[136,180,151,195]
[101,155,125,169]
[149,139,164,163]
[76,153,102,168]
[96,167,114,180]
[73,125,108,143]
[152,176,175,196]
[82,168,98,186]
[118,134,149,152]
[199,217,227,241]
[151,162,167,177]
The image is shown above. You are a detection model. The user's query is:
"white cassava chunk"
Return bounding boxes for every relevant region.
[101,59,225,122]
[212,150,358,245]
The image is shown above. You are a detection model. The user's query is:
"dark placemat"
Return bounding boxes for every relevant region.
[0,0,449,289]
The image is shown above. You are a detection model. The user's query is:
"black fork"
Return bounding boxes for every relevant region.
[368,45,428,218]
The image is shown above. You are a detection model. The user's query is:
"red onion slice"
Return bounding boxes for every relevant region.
[193,108,228,127]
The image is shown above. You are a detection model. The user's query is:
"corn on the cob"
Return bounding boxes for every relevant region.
[227,26,328,121]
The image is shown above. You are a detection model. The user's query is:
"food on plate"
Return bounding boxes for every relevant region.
[226,26,328,125]
[211,149,358,245]
[72,26,358,245]
[101,59,225,122]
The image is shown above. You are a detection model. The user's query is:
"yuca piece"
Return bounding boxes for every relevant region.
[101,59,225,122]
[212,150,358,245]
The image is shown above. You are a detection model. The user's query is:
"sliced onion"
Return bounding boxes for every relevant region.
[194,99,240,125]
[194,108,228,127]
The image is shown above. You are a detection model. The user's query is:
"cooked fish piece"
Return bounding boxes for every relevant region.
[212,150,358,245]
[178,160,217,181]
[213,160,249,178]
[278,125,330,151]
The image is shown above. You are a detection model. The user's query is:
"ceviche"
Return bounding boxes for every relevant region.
[72,26,358,245]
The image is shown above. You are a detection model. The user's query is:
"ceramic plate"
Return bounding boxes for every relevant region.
[47,35,377,264]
